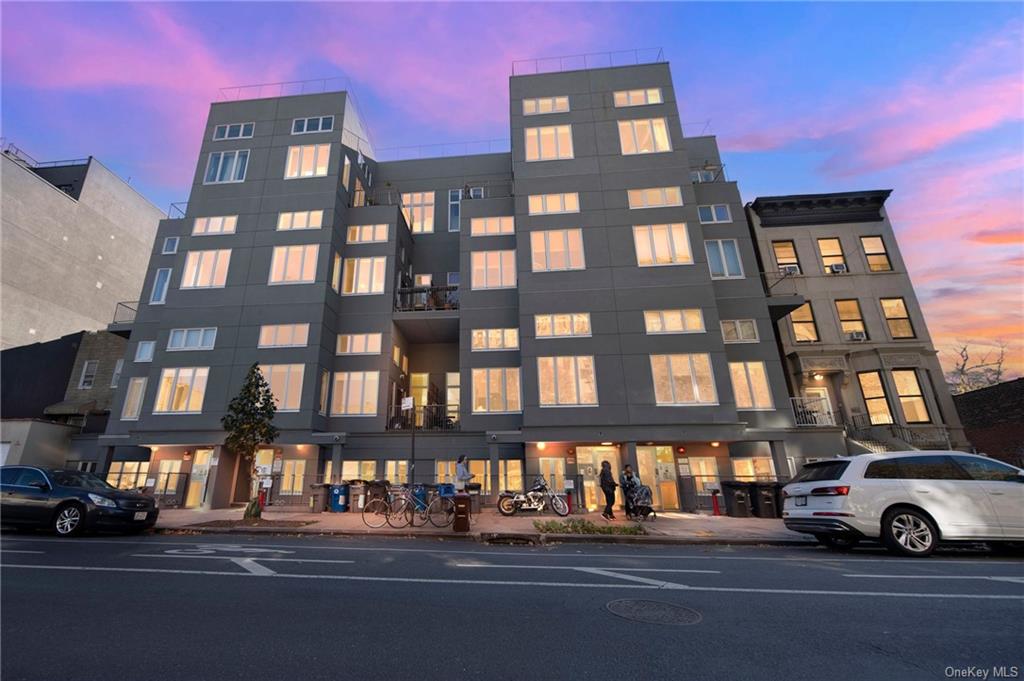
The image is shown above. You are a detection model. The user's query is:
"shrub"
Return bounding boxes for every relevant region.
[533,518,646,535]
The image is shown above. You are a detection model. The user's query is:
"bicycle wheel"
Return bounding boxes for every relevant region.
[410,499,430,527]
[362,497,390,528]
[428,496,455,527]
[387,498,413,528]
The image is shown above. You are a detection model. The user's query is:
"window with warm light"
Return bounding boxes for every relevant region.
[341,257,386,295]
[523,96,569,115]
[835,299,867,338]
[154,367,209,413]
[818,238,846,272]
[528,192,579,215]
[401,192,435,233]
[336,333,382,355]
[773,241,800,273]
[857,371,894,425]
[627,186,683,209]
[531,229,585,272]
[471,328,519,351]
[729,361,773,410]
[471,251,516,289]
[331,371,379,416]
[618,118,671,155]
[524,125,574,161]
[613,88,663,107]
[721,319,758,343]
[193,215,237,235]
[346,224,389,243]
[650,354,717,405]
[181,250,230,289]
[892,369,931,423]
[258,324,309,348]
[278,210,323,231]
[285,144,330,179]
[644,309,704,334]
[538,356,598,407]
[470,216,515,236]
[789,304,819,343]
[633,224,691,266]
[121,377,147,420]
[259,364,304,412]
[269,244,319,285]
[471,367,521,413]
[881,298,916,338]
[860,236,892,272]
[535,313,591,338]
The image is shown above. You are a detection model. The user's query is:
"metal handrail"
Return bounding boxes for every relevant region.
[395,284,459,312]
[790,397,838,427]
[169,202,188,219]
[386,405,460,432]
[112,301,138,324]
[512,47,665,76]
[218,76,352,102]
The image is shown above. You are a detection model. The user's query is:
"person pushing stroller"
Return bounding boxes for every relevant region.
[619,465,642,518]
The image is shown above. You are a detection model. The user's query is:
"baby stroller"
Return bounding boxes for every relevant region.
[626,484,656,521]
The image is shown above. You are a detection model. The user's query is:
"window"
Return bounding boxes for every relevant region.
[385,460,409,485]
[732,457,776,481]
[203,150,248,184]
[697,204,732,224]
[524,125,573,161]
[627,186,683,209]
[523,96,569,115]
[280,460,306,495]
[213,122,254,140]
[863,459,901,479]
[330,371,379,416]
[471,251,516,289]
[106,460,150,489]
[193,215,237,235]
[341,460,377,481]
[291,115,334,134]
[896,456,969,481]
[162,237,179,255]
[150,268,171,304]
[835,299,867,338]
[729,361,774,410]
[690,169,717,183]
[346,224,389,243]
[471,328,519,351]
[352,178,365,207]
[285,144,330,179]
[337,333,382,355]
[402,355,408,374]
[789,304,819,343]
[499,459,524,492]
[401,192,435,233]
[341,257,386,295]
[721,319,758,343]
[258,324,309,348]
[644,309,704,334]
[167,327,217,351]
[892,369,931,423]
[181,250,230,289]
[618,118,671,155]
[538,356,597,407]
[953,456,1021,482]
[135,341,156,362]
[259,364,304,412]
[277,210,323,231]
[650,354,717,405]
[535,313,591,338]
[633,224,691,266]
[857,371,893,425]
[471,367,521,413]
[861,236,892,272]
[470,216,514,236]
[818,238,846,272]
[531,229,585,272]
[154,367,209,413]
[77,360,98,389]
[446,372,461,421]
[341,156,351,192]
[269,245,319,285]
[448,189,461,232]
[705,239,743,278]
[881,298,916,339]
[318,369,329,415]
[393,345,401,366]
[527,192,579,215]
[613,88,663,107]
[772,241,800,273]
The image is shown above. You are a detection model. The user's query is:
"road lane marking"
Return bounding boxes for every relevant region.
[5,563,1024,599]
[574,567,685,588]
[230,558,276,576]
[844,573,1024,584]
[131,554,355,565]
[455,563,719,574]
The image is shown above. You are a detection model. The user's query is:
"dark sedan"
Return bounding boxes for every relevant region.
[0,466,159,536]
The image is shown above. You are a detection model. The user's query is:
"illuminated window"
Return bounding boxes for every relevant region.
[892,369,931,423]
[154,367,209,413]
[330,371,379,416]
[341,156,351,191]
[644,309,704,334]
[721,319,758,343]
[790,304,819,343]
[835,299,867,338]
[524,125,574,161]
[336,333,383,355]
[280,460,306,495]
[258,324,309,348]
[773,241,800,273]
[650,354,717,405]
[285,144,330,179]
[523,96,569,115]
[259,364,304,412]
[269,244,319,285]
[729,361,773,410]
[537,356,598,407]
[535,313,591,338]
[471,328,519,351]
[858,371,893,425]
[318,370,329,416]
[881,298,916,338]
[181,250,230,288]
[818,238,846,272]
[613,88,663,107]
[633,224,691,266]
[470,216,514,236]
[193,215,237,235]
[106,460,150,488]
[341,257,386,295]
[471,367,521,413]
[401,192,435,233]
[860,236,892,272]
[346,224,389,243]
[627,186,682,209]
[470,251,516,289]
[531,229,585,272]
[121,378,146,421]
[618,118,671,155]
[277,210,323,231]
[527,192,579,215]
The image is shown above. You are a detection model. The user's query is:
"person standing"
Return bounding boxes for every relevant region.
[620,465,641,519]
[455,455,474,492]
[599,460,617,521]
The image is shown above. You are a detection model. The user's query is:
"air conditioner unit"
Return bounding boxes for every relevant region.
[829,263,849,274]
[848,331,867,341]
[779,264,801,276]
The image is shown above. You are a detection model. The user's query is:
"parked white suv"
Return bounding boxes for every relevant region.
[782,452,1024,556]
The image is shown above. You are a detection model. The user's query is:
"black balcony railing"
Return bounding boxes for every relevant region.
[112,301,138,324]
[395,285,459,312]
[169,202,188,218]
[386,405,460,432]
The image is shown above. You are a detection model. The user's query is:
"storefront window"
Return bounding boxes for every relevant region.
[499,460,523,492]
[106,461,150,490]
[732,457,775,481]
[341,460,378,481]
[384,460,408,484]
[280,460,306,495]
[436,459,490,494]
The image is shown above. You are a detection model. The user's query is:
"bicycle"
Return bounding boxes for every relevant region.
[361,481,394,528]
[387,484,456,528]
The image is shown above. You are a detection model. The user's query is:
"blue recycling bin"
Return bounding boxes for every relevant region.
[329,483,350,512]
[413,484,428,507]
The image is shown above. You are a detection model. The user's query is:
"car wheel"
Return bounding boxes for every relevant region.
[815,534,860,551]
[53,503,85,537]
[882,508,938,557]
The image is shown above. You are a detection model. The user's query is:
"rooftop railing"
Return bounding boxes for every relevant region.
[112,301,138,324]
[2,141,88,169]
[218,76,352,102]
[512,48,665,76]
[168,202,188,219]
[376,139,511,162]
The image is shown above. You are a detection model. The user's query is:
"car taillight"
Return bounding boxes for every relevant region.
[810,485,850,496]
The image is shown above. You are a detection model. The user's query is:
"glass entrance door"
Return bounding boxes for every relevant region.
[636,446,680,511]
[689,457,720,510]
[536,457,565,494]
[185,448,214,508]
[575,446,621,511]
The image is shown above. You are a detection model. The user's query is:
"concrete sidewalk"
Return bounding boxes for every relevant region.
[155,506,814,546]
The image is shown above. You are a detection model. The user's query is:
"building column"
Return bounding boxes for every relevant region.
[100,445,115,475]
[769,440,791,482]
[488,441,500,503]
[331,443,343,482]
[621,441,639,476]
[203,445,238,510]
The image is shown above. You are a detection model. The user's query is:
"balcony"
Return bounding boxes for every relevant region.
[108,301,138,337]
[759,271,805,321]
[395,285,459,312]
[790,397,839,427]
[386,405,460,432]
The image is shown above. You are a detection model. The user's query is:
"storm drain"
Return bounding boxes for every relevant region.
[605,599,702,626]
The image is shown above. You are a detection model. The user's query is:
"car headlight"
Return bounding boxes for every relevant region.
[88,493,117,508]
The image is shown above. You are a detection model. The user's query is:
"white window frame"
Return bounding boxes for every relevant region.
[181,250,231,289]
[150,268,172,304]
[192,215,237,236]
[342,156,351,192]
[627,186,683,209]
[336,333,383,355]
[523,96,570,115]
[259,364,305,412]
[153,367,209,414]
[618,118,672,155]
[161,237,179,255]
[705,239,745,279]
[346,224,389,244]
[213,122,254,140]
[121,377,147,421]
[258,324,309,348]
[729,361,774,410]
[721,319,759,344]
[448,189,462,233]
[78,360,99,389]
[650,354,718,406]
[341,256,386,295]
[524,124,574,161]
[633,224,692,267]
[167,327,217,351]
[401,192,435,234]
[330,371,379,416]
[110,359,124,388]
[613,88,663,107]
[644,309,705,334]
[277,210,324,231]
[318,369,330,416]
[471,367,522,413]
[697,204,732,224]
[269,244,319,285]
[470,250,517,290]
[291,115,334,135]
[537,356,598,407]
[690,169,717,183]
[534,313,591,338]
[134,341,156,362]
[470,216,514,236]
[470,328,519,352]
[527,192,580,215]
[285,144,331,179]
[530,229,585,272]
[203,150,249,184]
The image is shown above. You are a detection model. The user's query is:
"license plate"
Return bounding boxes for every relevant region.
[133,511,148,521]
[794,496,807,507]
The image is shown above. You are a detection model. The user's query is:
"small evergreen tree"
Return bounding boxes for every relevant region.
[222,363,279,518]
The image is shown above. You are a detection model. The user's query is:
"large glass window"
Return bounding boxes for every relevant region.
[470,216,514,236]
[538,356,598,407]
[259,364,304,412]
[892,369,931,423]
[613,88,663,107]
[721,319,758,343]
[213,122,254,140]
[446,372,461,421]
[471,328,519,351]
[523,96,569,115]
[531,229,585,272]
[330,371,379,416]
[121,377,147,420]
[204,150,249,184]
[341,460,378,481]
[285,144,330,179]
[524,125,574,161]
[336,333,383,355]
[535,313,591,338]
[705,239,743,279]
[633,224,691,266]
[789,304,819,343]
[733,458,776,482]
[470,251,516,289]
[861,236,892,272]
[857,371,894,425]
[167,327,217,351]
[269,245,319,285]
[181,250,230,289]
[627,186,683,209]
[401,192,435,233]
[618,118,671,155]
[650,354,717,405]
[279,460,306,495]
[278,210,323,231]
[154,367,209,413]
[106,461,151,489]
[881,298,916,339]
[729,361,774,410]
[471,368,521,413]
[527,192,579,215]
[773,240,801,273]
[698,204,731,224]
[150,268,171,304]
[818,238,847,273]
[499,459,524,491]
[258,324,309,348]
[644,309,704,334]
[835,299,867,338]
[346,224,389,243]
[341,257,386,295]
[193,215,237,235]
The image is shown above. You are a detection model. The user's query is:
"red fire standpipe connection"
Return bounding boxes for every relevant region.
[566,488,573,514]
[711,491,721,516]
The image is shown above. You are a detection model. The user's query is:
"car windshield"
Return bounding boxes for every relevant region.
[52,471,116,491]
[791,460,850,483]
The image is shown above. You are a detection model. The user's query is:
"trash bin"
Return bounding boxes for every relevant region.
[465,482,482,514]
[309,483,331,513]
[413,484,429,509]
[452,493,471,532]
[720,481,751,518]
[348,481,367,511]
[750,483,778,518]
[329,483,350,513]
[772,482,786,517]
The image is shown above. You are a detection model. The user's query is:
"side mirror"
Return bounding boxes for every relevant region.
[28,481,49,491]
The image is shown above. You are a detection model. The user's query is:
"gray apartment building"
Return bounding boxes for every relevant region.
[99,60,966,512]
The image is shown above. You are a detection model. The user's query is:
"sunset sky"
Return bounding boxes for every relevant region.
[3,2,1021,375]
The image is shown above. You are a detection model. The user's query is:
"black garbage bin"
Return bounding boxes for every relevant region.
[720,481,751,518]
[308,483,331,513]
[465,482,482,514]
[750,483,779,518]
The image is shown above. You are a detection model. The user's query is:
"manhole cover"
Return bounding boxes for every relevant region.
[605,599,702,626]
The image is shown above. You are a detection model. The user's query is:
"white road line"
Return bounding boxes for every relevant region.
[455,563,719,574]
[5,563,1024,599]
[230,558,276,576]
[574,567,684,588]
[844,573,1024,584]
[131,554,355,565]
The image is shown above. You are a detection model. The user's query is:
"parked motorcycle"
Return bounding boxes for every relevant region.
[497,475,570,517]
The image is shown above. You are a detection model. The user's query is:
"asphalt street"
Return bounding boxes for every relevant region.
[1,533,1022,681]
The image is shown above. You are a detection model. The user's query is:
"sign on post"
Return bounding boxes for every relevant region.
[401,397,414,411]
